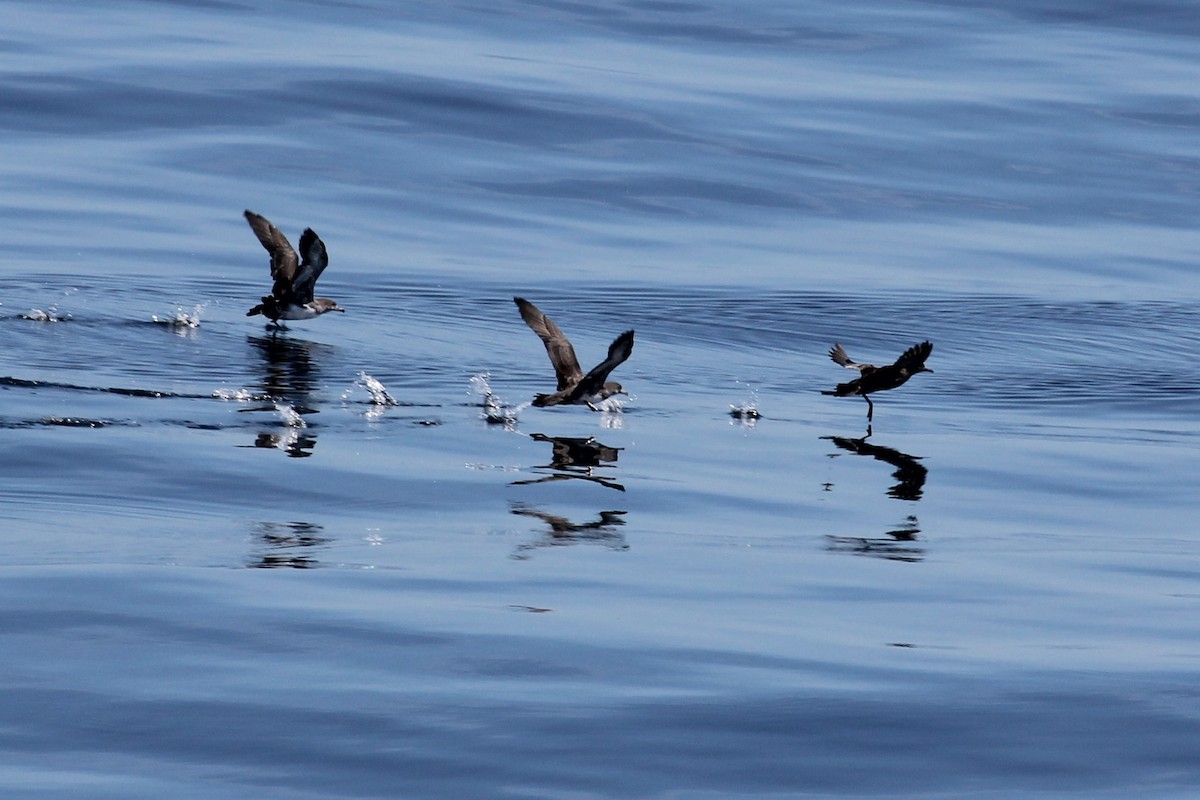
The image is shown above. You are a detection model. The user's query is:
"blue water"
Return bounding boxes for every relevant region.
[2,1,1199,798]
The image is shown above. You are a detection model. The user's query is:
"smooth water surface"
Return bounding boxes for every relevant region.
[2,1,1199,798]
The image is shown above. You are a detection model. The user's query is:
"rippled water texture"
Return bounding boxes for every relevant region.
[2,1,1199,798]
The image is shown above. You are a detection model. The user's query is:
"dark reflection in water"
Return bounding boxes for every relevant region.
[250,429,318,459]
[0,375,187,399]
[509,502,628,559]
[247,333,328,406]
[244,334,332,458]
[247,521,329,569]
[823,432,927,501]
[823,431,928,561]
[510,433,625,492]
[825,515,924,562]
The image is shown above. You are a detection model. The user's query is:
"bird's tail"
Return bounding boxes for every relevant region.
[532,393,554,407]
[824,382,859,397]
[247,296,273,317]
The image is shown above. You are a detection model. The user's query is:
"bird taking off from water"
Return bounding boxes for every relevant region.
[822,341,933,422]
[244,210,344,326]
[514,297,634,411]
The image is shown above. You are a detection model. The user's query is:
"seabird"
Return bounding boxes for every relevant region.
[244,210,344,324]
[514,297,634,410]
[822,341,933,421]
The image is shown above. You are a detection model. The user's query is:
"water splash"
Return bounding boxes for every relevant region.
[729,384,761,428]
[469,372,494,399]
[213,387,259,402]
[356,371,398,407]
[22,307,69,322]
[39,416,111,428]
[470,372,526,427]
[274,403,306,428]
[595,395,624,413]
[151,304,203,331]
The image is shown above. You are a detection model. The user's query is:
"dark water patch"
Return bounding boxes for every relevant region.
[0,74,290,135]
[38,416,122,429]
[559,288,1200,412]
[0,376,196,399]
[958,370,1200,410]
[287,71,690,149]
[0,416,134,430]
[3,674,1198,798]
[486,0,897,50]
[470,174,807,216]
[611,18,890,49]
[951,0,1200,37]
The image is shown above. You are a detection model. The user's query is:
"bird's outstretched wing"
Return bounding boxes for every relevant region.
[573,330,635,398]
[893,341,933,371]
[244,211,298,288]
[515,298,584,390]
[830,343,872,372]
[287,228,329,304]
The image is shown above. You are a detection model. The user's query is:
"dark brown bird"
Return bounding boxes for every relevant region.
[244,210,344,325]
[822,341,933,421]
[514,297,634,410]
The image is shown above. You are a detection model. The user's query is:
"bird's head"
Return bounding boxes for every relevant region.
[601,382,626,398]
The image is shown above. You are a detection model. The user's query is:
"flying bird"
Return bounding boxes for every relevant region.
[244,210,344,325]
[822,341,933,421]
[514,297,634,410]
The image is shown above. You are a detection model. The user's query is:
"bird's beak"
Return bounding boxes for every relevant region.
[923,367,934,373]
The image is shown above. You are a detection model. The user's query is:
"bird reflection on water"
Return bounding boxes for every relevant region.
[509,503,628,558]
[510,433,625,491]
[244,334,332,458]
[251,429,317,458]
[248,333,330,403]
[825,515,923,563]
[822,432,927,501]
[247,521,329,568]
[822,431,928,562]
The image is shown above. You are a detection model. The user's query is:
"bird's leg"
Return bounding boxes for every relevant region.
[587,401,600,412]
[865,395,874,421]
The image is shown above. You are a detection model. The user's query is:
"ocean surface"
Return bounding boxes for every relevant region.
[2,1,1199,798]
